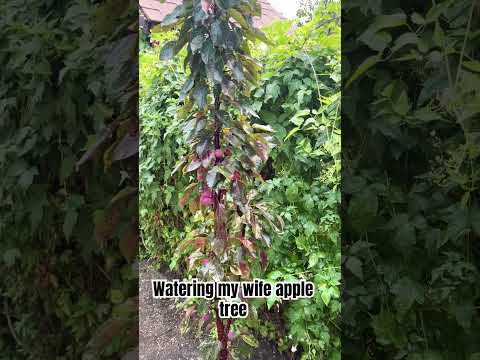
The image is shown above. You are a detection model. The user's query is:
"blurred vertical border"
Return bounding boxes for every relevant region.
[342,0,480,359]
[0,1,139,358]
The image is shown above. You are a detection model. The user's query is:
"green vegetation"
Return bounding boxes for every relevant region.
[0,1,138,358]
[343,0,480,358]
[140,2,340,359]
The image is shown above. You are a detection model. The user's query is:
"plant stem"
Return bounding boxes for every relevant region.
[215,307,229,360]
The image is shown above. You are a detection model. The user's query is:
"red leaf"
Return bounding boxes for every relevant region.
[260,251,268,270]
[232,170,241,182]
[239,261,250,278]
[197,167,207,182]
[194,237,207,249]
[239,236,256,257]
[254,140,268,162]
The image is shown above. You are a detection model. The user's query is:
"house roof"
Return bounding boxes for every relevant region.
[139,0,284,28]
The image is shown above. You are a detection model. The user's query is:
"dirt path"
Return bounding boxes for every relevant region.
[139,261,290,360]
[140,261,203,360]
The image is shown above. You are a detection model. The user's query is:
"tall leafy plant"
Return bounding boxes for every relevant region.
[157,1,279,359]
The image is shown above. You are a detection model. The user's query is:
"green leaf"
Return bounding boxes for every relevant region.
[425,2,450,23]
[161,3,187,27]
[211,21,225,46]
[60,156,76,182]
[267,270,283,280]
[230,8,251,29]
[227,59,245,82]
[308,253,320,268]
[391,32,419,53]
[241,334,259,348]
[321,289,332,306]
[110,289,124,305]
[463,60,480,73]
[391,277,424,314]
[190,35,204,52]
[433,21,445,47]
[371,309,407,347]
[3,248,21,267]
[394,224,416,253]
[63,209,78,241]
[359,31,392,52]
[471,207,480,236]
[370,13,407,32]
[450,302,475,330]
[215,0,232,10]
[266,295,279,310]
[346,54,382,88]
[179,77,195,100]
[193,84,208,109]
[411,12,425,25]
[348,191,378,232]
[160,41,178,60]
[265,82,280,102]
[200,40,215,64]
[345,257,363,280]
[19,168,38,189]
[284,127,300,141]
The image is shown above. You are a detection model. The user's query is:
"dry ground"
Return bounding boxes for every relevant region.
[139,261,290,360]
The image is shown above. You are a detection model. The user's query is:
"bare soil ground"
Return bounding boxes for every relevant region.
[139,261,290,360]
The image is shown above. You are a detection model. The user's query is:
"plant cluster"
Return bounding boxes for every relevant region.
[0,1,138,358]
[343,0,480,358]
[140,2,341,359]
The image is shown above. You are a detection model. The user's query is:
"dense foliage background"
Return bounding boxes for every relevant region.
[0,1,138,358]
[140,3,340,359]
[343,0,480,358]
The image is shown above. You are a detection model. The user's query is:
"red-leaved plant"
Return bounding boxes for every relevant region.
[158,0,280,358]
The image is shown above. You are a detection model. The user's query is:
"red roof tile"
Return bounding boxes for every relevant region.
[139,0,284,28]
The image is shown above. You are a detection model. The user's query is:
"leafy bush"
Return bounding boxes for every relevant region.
[139,3,340,359]
[343,0,480,358]
[0,1,138,358]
